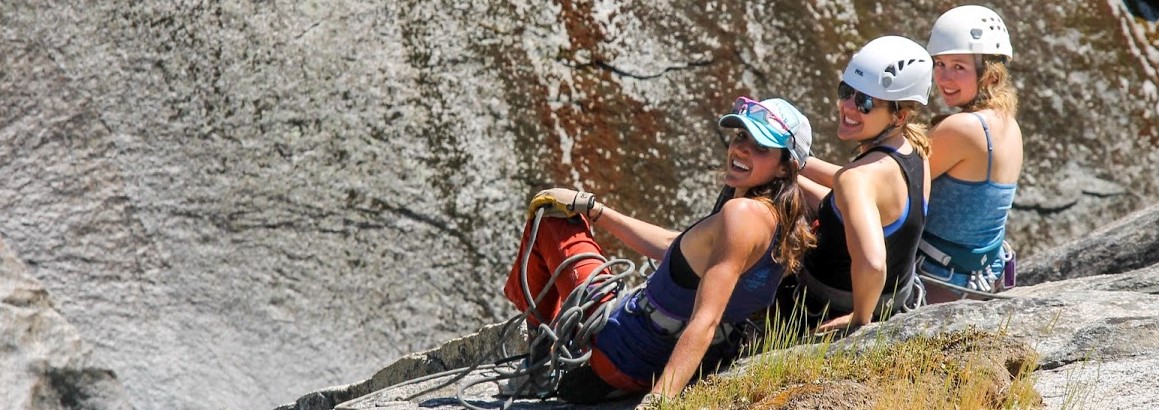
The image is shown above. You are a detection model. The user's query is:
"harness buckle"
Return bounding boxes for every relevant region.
[632,291,738,345]
[632,291,686,336]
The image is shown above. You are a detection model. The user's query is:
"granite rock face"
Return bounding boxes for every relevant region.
[0,238,131,410]
[1018,202,1159,286]
[863,269,1159,410]
[1,1,1157,409]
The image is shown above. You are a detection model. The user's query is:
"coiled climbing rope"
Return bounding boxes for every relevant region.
[389,207,646,409]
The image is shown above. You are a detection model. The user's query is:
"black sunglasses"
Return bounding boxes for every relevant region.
[837,81,877,114]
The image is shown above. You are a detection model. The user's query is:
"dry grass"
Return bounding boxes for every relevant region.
[656,317,1043,410]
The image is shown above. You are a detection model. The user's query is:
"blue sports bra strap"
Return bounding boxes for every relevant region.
[860,145,898,158]
[968,112,994,182]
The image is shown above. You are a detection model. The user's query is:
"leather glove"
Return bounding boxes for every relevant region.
[526,188,597,220]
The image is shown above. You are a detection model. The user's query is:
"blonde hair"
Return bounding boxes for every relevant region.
[894,101,931,157]
[962,56,1019,115]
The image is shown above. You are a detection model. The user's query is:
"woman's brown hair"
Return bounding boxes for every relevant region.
[745,149,817,274]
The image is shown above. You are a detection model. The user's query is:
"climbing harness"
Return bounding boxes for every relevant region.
[394,206,645,409]
[916,240,1017,300]
[622,288,740,344]
[796,267,925,318]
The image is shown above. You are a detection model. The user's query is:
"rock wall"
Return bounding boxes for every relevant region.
[0,237,131,410]
[1,1,1157,409]
[1019,202,1159,286]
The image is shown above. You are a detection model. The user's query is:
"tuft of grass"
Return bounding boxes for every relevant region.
[660,317,1045,410]
[1058,351,1101,410]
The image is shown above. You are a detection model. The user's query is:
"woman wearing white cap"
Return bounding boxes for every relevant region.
[502,97,816,405]
[918,5,1023,303]
[781,35,933,334]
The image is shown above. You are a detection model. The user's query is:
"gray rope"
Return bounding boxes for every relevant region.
[395,207,643,409]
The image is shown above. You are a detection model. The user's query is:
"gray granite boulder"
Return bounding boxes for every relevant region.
[1017,202,1159,286]
[861,267,1159,410]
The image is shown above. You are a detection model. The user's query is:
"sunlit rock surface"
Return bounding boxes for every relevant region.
[1,0,1157,408]
[0,238,131,410]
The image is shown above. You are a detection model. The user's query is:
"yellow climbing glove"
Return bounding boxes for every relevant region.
[526,188,597,220]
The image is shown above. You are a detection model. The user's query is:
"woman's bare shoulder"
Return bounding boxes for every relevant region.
[718,197,775,220]
[931,112,986,139]
[717,198,778,238]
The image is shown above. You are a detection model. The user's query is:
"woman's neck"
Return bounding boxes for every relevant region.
[856,126,904,155]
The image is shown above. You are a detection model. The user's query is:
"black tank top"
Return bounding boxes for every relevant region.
[667,234,700,289]
[804,146,925,293]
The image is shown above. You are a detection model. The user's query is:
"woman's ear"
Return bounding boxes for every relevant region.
[893,110,910,127]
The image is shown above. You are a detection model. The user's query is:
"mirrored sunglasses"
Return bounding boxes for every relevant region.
[836,81,877,114]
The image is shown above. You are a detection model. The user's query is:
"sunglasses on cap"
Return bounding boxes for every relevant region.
[731,96,796,145]
[837,81,879,114]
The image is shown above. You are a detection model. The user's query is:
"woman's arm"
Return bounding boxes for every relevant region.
[650,199,772,398]
[800,156,843,189]
[797,175,831,211]
[593,204,681,261]
[815,167,887,332]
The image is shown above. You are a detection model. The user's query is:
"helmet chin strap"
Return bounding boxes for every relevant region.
[854,124,897,153]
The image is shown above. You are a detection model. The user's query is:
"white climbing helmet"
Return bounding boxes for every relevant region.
[927,5,1013,59]
[841,36,933,105]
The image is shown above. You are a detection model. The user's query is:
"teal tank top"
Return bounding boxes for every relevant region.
[923,113,1017,256]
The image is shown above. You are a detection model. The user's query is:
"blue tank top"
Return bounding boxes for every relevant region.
[923,113,1017,256]
[592,217,782,384]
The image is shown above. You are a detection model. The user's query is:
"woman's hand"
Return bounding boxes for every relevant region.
[526,188,598,219]
[813,313,863,336]
[634,392,665,410]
